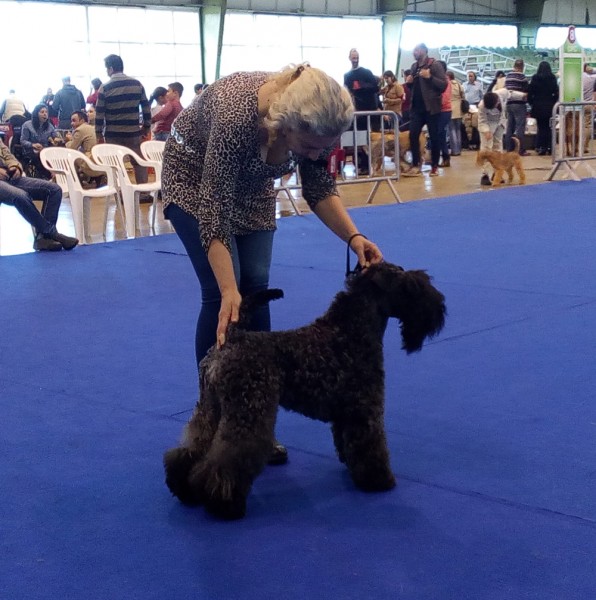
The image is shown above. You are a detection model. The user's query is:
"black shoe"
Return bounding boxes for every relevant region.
[33,234,62,252]
[139,193,153,204]
[49,231,79,250]
[480,174,491,186]
[268,440,288,466]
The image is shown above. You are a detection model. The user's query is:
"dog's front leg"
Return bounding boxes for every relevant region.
[340,411,396,493]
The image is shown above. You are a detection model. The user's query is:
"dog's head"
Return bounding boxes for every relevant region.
[348,262,446,353]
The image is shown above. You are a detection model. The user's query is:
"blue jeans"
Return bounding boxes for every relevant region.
[506,103,527,152]
[437,111,452,162]
[166,203,274,369]
[0,176,62,234]
[449,118,462,155]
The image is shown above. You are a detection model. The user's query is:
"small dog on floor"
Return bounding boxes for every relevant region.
[164,262,446,520]
[369,130,427,173]
[476,136,526,187]
[564,110,592,157]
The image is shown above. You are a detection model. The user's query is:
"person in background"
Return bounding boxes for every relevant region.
[65,110,105,186]
[86,78,102,108]
[399,69,412,130]
[527,61,559,155]
[0,90,28,123]
[344,48,381,173]
[161,64,383,465]
[403,43,447,177]
[87,106,96,126]
[0,138,78,251]
[446,71,464,156]
[504,59,529,154]
[151,82,183,141]
[477,91,507,185]
[52,77,86,130]
[437,60,452,167]
[95,54,151,189]
[20,104,60,179]
[487,71,506,93]
[463,71,483,106]
[41,88,54,109]
[581,63,596,102]
[194,83,206,96]
[380,70,404,127]
[149,87,167,139]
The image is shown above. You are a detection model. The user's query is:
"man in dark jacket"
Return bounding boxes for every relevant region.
[404,43,447,177]
[344,48,381,174]
[52,77,85,130]
[0,139,78,251]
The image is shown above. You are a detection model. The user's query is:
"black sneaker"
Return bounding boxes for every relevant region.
[480,174,491,186]
[268,440,288,466]
[49,231,79,250]
[33,234,62,252]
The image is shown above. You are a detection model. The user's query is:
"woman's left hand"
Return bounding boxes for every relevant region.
[350,235,383,268]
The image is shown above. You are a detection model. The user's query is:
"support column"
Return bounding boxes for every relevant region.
[379,0,406,76]
[516,0,546,48]
[199,0,227,84]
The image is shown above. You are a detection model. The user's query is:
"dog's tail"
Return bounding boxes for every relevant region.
[511,136,520,154]
[234,289,284,330]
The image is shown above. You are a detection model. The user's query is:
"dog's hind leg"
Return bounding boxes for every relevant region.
[163,378,222,506]
[516,164,526,184]
[188,389,280,519]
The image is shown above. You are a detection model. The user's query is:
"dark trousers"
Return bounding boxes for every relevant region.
[165,203,274,370]
[409,110,441,168]
[536,116,552,152]
[506,103,527,152]
[0,177,62,234]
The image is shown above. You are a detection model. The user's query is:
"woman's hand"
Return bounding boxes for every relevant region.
[349,235,383,268]
[33,143,43,152]
[217,288,242,348]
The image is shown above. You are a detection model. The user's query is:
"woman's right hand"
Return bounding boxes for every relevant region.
[217,288,242,348]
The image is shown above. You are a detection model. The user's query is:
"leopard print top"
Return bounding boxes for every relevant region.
[162,71,337,253]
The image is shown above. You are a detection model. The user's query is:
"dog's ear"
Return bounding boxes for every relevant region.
[369,267,446,353]
[396,270,446,353]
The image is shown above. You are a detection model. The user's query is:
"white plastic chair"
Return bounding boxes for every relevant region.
[140,140,165,180]
[40,147,121,244]
[91,144,161,239]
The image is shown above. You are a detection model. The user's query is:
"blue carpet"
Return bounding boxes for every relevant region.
[1,180,595,599]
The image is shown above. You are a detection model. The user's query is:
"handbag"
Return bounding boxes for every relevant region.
[461,98,470,114]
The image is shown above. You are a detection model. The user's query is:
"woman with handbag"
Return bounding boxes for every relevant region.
[447,71,465,156]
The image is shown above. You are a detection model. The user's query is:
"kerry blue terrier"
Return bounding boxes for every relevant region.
[164,261,446,519]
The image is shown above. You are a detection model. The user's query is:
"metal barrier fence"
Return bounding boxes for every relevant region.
[275,110,402,214]
[548,101,596,181]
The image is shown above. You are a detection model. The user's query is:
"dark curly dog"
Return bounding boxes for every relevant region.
[164,262,446,520]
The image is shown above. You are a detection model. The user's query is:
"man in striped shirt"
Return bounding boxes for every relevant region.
[504,59,529,154]
[95,54,151,185]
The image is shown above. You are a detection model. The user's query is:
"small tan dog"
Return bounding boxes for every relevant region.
[476,137,526,187]
[564,110,592,156]
[370,130,426,173]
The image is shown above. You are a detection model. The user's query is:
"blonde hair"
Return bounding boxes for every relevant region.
[264,64,354,146]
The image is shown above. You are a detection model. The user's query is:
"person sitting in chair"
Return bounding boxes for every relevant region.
[20,104,61,179]
[0,138,79,251]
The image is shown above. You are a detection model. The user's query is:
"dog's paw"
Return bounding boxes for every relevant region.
[350,464,397,492]
[164,447,202,506]
[204,495,247,520]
